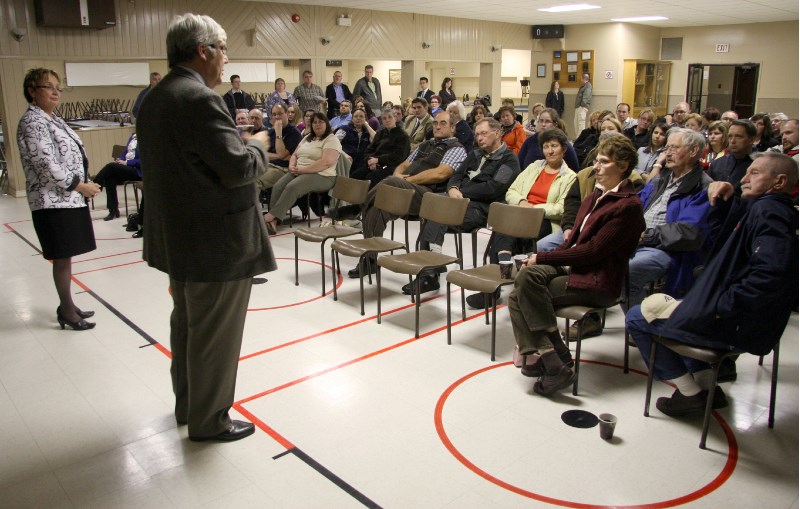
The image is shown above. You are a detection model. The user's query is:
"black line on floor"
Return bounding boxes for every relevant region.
[10,229,42,254]
[272,449,292,460]
[282,447,382,509]
[85,288,159,346]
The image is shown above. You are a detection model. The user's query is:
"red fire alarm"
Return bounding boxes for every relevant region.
[291,13,301,23]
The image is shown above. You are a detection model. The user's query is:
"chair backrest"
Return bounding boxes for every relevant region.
[331,175,370,206]
[487,202,545,240]
[374,184,415,217]
[335,152,352,177]
[111,144,126,159]
[418,192,470,227]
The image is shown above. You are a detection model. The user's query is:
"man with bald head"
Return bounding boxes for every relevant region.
[626,152,797,417]
[347,110,467,278]
[671,102,691,127]
[720,110,738,125]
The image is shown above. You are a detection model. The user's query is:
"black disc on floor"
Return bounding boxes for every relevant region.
[561,409,599,428]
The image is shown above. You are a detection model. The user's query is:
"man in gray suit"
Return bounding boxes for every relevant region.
[137,13,274,442]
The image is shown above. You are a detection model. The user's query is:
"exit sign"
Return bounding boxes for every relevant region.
[715,43,730,53]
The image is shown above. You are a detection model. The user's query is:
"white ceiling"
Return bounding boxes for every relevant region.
[247,0,798,27]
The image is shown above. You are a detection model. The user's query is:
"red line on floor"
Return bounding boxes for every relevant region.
[247,257,342,311]
[72,249,143,264]
[233,402,295,449]
[236,305,491,404]
[433,361,738,508]
[72,260,145,275]
[241,289,479,360]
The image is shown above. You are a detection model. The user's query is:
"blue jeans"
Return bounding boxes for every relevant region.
[536,230,564,253]
[625,305,738,381]
[627,247,672,308]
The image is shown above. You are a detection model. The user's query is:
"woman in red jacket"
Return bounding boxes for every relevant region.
[498,105,525,155]
[508,136,646,396]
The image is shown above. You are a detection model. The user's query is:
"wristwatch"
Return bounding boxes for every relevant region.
[276,135,284,140]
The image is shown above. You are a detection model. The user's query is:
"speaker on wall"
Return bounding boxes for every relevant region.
[532,25,564,39]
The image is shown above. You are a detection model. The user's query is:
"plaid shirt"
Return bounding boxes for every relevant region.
[293,83,325,113]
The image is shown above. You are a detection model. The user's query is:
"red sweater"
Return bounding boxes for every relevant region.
[536,180,645,296]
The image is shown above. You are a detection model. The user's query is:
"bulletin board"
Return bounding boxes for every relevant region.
[552,50,593,89]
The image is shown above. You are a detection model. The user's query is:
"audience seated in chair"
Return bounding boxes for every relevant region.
[93,133,141,221]
[348,109,411,190]
[403,117,520,295]
[518,108,581,172]
[263,113,341,234]
[255,103,303,194]
[509,136,645,396]
[626,152,798,416]
[335,108,373,174]
[404,97,434,151]
[467,128,576,309]
[626,128,712,312]
[346,110,467,278]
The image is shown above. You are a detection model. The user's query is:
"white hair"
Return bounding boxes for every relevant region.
[446,100,466,121]
[166,13,227,67]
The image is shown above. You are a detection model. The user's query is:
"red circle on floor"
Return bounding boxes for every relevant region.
[434,361,738,508]
[247,257,342,311]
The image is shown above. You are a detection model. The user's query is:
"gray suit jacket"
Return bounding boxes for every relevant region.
[137,66,276,282]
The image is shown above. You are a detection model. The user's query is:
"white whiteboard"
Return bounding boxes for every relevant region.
[223,63,276,84]
[65,63,151,86]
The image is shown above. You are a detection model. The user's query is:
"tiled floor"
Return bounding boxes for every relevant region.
[1,193,797,508]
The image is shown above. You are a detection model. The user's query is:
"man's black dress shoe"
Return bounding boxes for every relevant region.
[347,258,378,279]
[401,275,440,295]
[189,420,255,442]
[466,289,501,309]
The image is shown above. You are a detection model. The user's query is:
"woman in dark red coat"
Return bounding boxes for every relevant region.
[508,136,645,395]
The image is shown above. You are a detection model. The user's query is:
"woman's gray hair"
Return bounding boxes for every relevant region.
[166,13,227,68]
[446,100,466,121]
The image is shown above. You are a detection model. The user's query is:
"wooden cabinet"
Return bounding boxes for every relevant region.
[622,60,671,117]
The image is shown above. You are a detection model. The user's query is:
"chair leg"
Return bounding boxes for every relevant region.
[769,342,780,428]
[572,323,583,396]
[471,231,478,268]
[700,362,722,449]
[460,287,466,321]
[319,242,327,296]
[414,275,421,338]
[564,318,570,349]
[623,326,630,374]
[294,236,299,286]
[331,247,339,301]
[446,281,452,346]
[359,256,366,316]
[644,340,658,417]
[123,183,130,217]
[490,292,497,361]
[376,267,382,324]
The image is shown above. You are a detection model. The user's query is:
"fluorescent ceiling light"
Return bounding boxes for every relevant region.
[611,16,668,21]
[538,4,600,13]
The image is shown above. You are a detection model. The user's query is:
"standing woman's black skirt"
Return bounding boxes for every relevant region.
[32,206,96,260]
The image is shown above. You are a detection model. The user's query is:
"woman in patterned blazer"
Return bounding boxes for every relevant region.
[17,68,101,330]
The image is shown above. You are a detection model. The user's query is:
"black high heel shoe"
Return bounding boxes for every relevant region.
[56,307,96,331]
[57,306,94,319]
[104,209,120,221]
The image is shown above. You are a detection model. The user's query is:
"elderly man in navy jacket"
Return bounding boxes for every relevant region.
[625,152,798,417]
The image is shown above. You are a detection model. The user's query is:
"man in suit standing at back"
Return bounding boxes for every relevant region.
[137,13,274,442]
